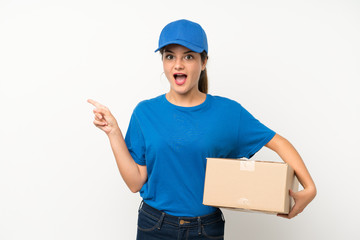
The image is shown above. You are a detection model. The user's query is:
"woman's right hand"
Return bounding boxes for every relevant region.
[87,99,121,136]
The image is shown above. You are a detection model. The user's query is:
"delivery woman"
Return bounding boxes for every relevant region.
[87,19,316,240]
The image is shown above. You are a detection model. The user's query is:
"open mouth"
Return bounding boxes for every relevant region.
[173,73,187,85]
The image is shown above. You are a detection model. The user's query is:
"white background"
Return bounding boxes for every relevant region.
[1,0,359,239]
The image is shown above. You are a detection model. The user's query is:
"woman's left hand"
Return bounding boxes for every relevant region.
[277,187,317,219]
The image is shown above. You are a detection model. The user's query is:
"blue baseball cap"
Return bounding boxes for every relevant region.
[154,19,208,54]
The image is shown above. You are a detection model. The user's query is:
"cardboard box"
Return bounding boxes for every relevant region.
[203,158,299,214]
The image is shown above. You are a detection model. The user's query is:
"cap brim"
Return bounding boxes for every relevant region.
[154,40,204,53]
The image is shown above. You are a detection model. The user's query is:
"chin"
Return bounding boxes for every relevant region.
[172,87,198,96]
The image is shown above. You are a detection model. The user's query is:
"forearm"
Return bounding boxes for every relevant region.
[266,134,317,218]
[266,134,316,192]
[107,129,144,192]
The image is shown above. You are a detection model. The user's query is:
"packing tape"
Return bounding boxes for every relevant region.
[237,198,250,206]
[240,160,255,171]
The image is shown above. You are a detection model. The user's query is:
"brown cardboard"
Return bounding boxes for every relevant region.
[203,158,299,214]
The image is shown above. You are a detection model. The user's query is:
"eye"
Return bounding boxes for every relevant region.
[184,55,194,60]
[165,54,174,60]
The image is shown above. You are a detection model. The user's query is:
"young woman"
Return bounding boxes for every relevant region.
[88,19,316,240]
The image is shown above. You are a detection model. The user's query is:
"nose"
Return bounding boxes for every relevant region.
[174,58,184,70]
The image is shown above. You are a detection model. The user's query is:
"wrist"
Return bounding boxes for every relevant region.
[107,127,122,137]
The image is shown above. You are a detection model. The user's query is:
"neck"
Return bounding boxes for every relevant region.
[166,90,206,107]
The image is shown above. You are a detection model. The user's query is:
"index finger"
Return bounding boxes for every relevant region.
[87,99,102,108]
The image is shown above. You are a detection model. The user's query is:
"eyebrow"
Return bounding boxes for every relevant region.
[164,50,195,54]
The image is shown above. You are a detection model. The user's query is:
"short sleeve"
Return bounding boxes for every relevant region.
[237,105,276,159]
[124,112,146,165]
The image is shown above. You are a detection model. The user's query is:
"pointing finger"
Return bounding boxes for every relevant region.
[87,99,102,108]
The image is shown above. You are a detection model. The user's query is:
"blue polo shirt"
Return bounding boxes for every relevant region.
[125,94,276,217]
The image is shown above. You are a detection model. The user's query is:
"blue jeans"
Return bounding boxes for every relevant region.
[136,200,225,240]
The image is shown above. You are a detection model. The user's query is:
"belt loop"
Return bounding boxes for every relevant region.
[157,212,165,230]
[197,217,202,235]
[138,200,144,212]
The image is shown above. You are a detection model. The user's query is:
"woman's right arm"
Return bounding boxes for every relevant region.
[107,129,148,193]
[87,99,147,193]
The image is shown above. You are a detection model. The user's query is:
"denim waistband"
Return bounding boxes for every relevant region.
[138,200,224,228]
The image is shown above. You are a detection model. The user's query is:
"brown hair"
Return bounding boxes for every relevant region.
[159,47,209,94]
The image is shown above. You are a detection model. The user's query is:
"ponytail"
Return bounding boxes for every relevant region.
[198,68,208,94]
[198,50,208,94]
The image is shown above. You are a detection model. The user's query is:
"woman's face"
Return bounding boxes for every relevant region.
[162,44,207,96]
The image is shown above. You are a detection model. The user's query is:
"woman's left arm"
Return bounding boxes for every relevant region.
[265,133,317,219]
